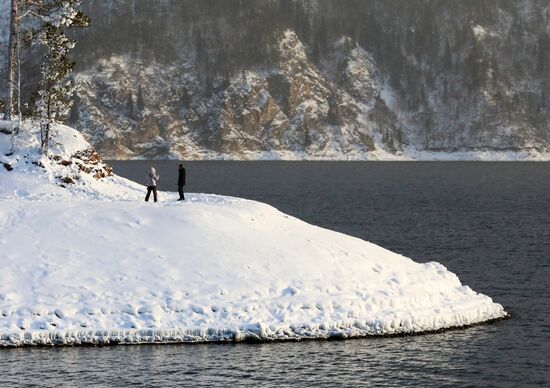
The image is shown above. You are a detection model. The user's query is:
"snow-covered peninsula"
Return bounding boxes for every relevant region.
[0,124,507,347]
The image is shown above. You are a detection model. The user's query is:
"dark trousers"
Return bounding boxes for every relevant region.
[178,185,185,200]
[145,186,158,202]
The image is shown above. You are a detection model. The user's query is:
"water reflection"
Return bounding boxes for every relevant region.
[0,322,518,387]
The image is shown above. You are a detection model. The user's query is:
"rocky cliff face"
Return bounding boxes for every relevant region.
[75,30,401,159]
[3,0,550,159]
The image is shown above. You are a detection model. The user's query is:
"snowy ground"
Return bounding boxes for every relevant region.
[0,124,507,346]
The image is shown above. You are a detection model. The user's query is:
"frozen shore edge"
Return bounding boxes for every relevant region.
[1,312,509,348]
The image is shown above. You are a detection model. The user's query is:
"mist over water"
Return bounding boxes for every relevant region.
[2,162,548,387]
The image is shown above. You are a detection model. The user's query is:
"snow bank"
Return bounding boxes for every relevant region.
[0,122,143,200]
[0,124,507,346]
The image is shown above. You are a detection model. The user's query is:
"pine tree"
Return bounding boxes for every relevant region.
[442,39,452,72]
[136,84,145,116]
[68,94,80,123]
[26,0,90,153]
[126,94,135,119]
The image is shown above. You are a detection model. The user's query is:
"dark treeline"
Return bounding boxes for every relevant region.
[72,0,550,114]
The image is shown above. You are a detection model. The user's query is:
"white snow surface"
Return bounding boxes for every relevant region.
[0,124,507,346]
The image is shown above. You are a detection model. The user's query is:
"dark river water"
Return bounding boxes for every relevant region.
[2,161,549,387]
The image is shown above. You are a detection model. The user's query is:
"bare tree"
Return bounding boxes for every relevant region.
[4,0,21,154]
[6,0,20,123]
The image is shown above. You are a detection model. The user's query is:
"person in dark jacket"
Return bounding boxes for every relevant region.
[177,163,186,201]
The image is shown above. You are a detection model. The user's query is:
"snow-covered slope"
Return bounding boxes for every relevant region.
[0,121,139,200]
[0,124,507,346]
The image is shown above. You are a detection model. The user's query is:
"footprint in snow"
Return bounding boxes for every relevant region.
[281,287,298,297]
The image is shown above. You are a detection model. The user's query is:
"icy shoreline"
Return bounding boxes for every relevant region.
[0,124,508,347]
[2,315,508,348]
[105,145,550,162]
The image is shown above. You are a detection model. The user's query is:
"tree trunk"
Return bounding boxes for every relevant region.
[41,122,50,154]
[7,0,19,121]
[41,95,52,154]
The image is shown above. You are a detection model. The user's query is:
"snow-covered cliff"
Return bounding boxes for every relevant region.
[74,31,403,160]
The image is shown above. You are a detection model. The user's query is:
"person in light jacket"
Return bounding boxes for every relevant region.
[145,166,160,202]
